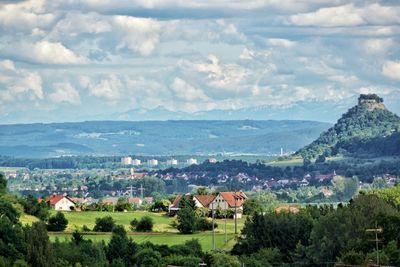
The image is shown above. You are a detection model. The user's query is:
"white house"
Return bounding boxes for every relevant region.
[44,195,76,211]
[187,158,198,165]
[147,159,158,167]
[121,157,132,165]
[210,192,247,218]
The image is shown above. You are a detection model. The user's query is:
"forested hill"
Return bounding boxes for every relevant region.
[296,94,400,159]
[0,120,330,158]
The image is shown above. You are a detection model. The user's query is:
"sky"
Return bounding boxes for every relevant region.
[0,0,399,124]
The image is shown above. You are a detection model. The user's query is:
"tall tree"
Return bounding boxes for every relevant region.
[27,222,53,267]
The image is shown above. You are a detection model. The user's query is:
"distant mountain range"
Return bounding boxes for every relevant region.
[297,94,400,159]
[0,120,331,158]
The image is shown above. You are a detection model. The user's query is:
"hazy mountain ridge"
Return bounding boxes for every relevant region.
[297,94,400,159]
[0,120,331,158]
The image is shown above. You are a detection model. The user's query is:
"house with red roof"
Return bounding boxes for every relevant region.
[168,194,216,215]
[210,192,247,218]
[43,195,76,211]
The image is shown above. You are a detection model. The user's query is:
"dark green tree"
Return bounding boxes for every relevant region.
[177,207,197,234]
[26,221,53,267]
[135,216,153,232]
[93,216,115,232]
[47,212,68,232]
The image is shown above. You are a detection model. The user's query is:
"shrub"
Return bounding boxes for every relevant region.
[47,212,68,232]
[93,216,115,232]
[130,218,138,231]
[135,216,154,232]
[196,217,217,231]
[82,225,91,232]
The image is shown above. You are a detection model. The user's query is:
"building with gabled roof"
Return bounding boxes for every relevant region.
[210,191,247,218]
[41,195,76,211]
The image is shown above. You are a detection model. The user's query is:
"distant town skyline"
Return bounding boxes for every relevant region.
[0,0,399,124]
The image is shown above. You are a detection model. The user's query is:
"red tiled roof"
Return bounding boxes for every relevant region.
[219,192,247,208]
[128,197,141,204]
[171,195,183,209]
[46,195,75,205]
[195,195,215,208]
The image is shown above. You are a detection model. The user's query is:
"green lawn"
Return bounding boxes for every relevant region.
[25,211,245,251]
[49,232,236,251]
[266,157,304,167]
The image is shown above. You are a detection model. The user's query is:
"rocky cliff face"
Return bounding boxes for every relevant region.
[358,94,386,110]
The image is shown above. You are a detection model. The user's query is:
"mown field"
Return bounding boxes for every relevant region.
[20,211,245,251]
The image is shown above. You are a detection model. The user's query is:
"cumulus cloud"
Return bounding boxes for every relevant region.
[0,0,55,32]
[0,60,43,102]
[382,60,400,80]
[266,38,296,48]
[48,82,81,104]
[83,74,122,100]
[170,77,209,102]
[4,41,89,64]
[113,16,162,56]
[289,3,400,27]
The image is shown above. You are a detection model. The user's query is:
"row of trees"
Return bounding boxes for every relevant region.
[232,192,400,266]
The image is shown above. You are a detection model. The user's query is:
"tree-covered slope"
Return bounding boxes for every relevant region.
[296,94,400,159]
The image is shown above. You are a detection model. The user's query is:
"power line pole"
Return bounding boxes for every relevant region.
[212,201,215,250]
[139,183,145,200]
[234,192,238,235]
[366,222,383,266]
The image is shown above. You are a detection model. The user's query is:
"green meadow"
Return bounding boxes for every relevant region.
[20,211,245,251]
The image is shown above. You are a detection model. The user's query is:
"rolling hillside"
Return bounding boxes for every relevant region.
[0,120,330,158]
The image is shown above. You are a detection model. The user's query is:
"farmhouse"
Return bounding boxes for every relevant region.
[42,195,76,211]
[169,192,247,218]
[210,192,247,218]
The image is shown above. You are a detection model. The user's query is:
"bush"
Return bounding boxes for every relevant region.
[47,212,68,232]
[93,216,115,232]
[135,216,154,232]
[196,217,217,231]
[130,218,138,231]
[82,225,91,232]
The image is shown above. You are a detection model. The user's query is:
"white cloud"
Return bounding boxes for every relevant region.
[289,3,400,27]
[239,48,255,60]
[0,60,43,102]
[0,0,55,32]
[170,77,209,102]
[363,38,394,54]
[266,38,296,48]
[48,82,81,105]
[4,41,89,64]
[289,4,364,27]
[113,16,162,56]
[382,60,400,80]
[84,74,122,100]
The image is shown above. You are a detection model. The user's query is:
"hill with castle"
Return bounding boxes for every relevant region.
[296,94,400,159]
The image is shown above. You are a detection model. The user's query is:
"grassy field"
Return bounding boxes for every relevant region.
[20,211,245,251]
[49,232,236,251]
[266,157,304,167]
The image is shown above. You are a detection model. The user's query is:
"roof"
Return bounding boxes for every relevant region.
[128,197,142,204]
[170,195,183,209]
[219,192,247,208]
[194,195,215,208]
[46,195,75,205]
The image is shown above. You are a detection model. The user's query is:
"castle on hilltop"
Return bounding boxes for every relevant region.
[358,94,385,110]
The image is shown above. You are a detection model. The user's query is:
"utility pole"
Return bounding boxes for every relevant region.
[139,183,145,200]
[366,222,383,266]
[212,201,215,250]
[234,193,238,235]
[225,211,227,244]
